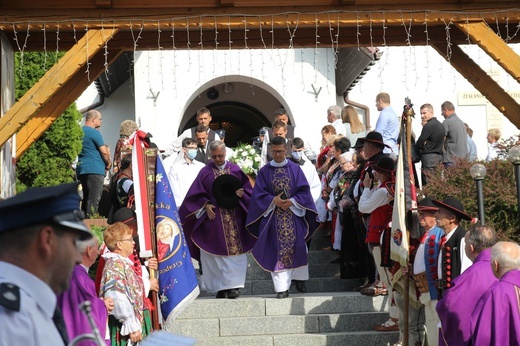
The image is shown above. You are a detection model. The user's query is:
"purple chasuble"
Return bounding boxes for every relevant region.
[178,161,255,261]
[470,269,520,345]
[57,265,108,346]
[246,160,319,272]
[436,248,497,345]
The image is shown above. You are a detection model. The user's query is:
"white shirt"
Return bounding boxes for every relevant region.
[358,183,390,214]
[437,226,472,279]
[0,261,65,346]
[331,119,347,136]
[168,156,205,208]
[299,160,321,203]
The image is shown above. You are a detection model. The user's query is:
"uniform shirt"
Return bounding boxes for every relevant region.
[0,261,64,345]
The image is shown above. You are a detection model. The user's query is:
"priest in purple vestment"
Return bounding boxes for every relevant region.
[436,225,497,345]
[247,136,319,299]
[179,140,255,299]
[470,241,520,345]
[57,236,113,346]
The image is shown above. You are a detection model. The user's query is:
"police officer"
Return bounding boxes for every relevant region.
[0,183,92,345]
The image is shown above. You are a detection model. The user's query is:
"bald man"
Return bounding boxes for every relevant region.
[470,241,520,345]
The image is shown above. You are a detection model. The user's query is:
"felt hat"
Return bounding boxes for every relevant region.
[417,197,439,211]
[359,131,391,148]
[432,196,472,221]
[0,183,91,240]
[212,174,243,209]
[370,156,395,177]
[110,207,136,225]
[352,138,365,149]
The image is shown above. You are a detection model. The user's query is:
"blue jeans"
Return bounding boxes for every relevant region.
[79,174,105,217]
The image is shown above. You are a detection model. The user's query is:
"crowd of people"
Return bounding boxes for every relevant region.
[1,95,518,346]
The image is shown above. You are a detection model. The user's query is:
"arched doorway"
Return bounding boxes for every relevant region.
[181,101,271,148]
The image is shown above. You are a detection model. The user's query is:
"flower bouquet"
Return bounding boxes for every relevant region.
[230,143,262,178]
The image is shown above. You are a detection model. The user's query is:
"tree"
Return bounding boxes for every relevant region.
[15,52,83,191]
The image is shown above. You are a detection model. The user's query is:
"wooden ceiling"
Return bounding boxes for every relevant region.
[0,1,519,50]
[1,0,520,158]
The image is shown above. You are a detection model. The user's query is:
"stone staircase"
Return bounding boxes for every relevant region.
[168,227,400,345]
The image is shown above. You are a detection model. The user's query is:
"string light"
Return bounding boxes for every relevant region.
[314,15,319,84]
[42,22,47,70]
[171,20,177,98]
[85,22,90,81]
[424,12,431,91]
[55,22,60,64]
[157,21,164,90]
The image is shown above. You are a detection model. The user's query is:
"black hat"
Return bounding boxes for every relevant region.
[417,197,439,211]
[352,138,364,149]
[359,131,391,148]
[432,197,472,221]
[370,157,395,177]
[0,183,91,240]
[110,207,136,225]
[212,174,243,209]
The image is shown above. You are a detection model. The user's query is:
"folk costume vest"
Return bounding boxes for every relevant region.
[441,226,466,293]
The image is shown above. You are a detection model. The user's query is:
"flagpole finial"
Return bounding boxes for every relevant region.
[403,97,415,118]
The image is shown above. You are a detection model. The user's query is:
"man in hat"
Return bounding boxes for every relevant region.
[358,156,400,331]
[351,131,388,294]
[77,109,112,217]
[57,236,114,345]
[247,136,319,298]
[374,92,399,155]
[164,107,221,159]
[0,183,92,345]
[393,197,445,345]
[437,225,497,345]
[179,140,255,299]
[470,241,520,345]
[414,103,445,185]
[432,196,473,297]
[168,137,205,209]
[440,101,468,167]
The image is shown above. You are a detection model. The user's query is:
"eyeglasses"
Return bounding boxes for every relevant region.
[119,238,134,243]
[271,150,286,154]
[210,154,225,159]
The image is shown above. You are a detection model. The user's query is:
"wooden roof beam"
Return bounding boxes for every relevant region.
[0,28,120,148]
[430,40,520,128]
[456,21,520,83]
[15,47,124,158]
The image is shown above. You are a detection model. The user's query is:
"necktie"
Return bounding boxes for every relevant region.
[53,306,69,345]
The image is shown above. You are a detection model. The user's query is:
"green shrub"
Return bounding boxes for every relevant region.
[15,52,83,191]
[423,157,519,242]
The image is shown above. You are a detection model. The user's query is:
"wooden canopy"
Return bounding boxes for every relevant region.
[0,0,519,157]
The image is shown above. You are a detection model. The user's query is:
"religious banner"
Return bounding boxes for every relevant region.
[390,142,408,266]
[155,155,199,330]
[132,130,154,257]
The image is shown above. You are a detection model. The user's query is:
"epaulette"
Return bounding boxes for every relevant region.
[0,283,21,311]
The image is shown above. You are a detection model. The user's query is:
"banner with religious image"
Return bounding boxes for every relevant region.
[155,155,199,330]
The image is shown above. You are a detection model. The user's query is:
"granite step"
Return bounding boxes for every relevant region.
[169,293,398,345]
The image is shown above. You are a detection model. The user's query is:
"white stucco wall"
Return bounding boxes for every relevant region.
[76,44,520,162]
[348,44,520,160]
[133,48,339,152]
[76,79,136,158]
